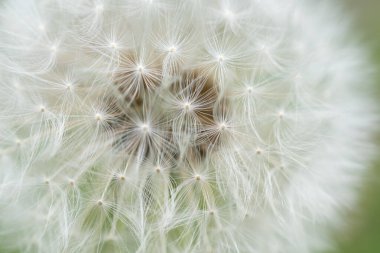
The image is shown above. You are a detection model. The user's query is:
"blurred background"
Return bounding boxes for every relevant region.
[331,1,380,253]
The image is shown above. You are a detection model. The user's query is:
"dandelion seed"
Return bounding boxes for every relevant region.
[95,113,103,121]
[183,101,193,112]
[139,123,150,133]
[255,148,262,155]
[218,122,228,131]
[217,54,225,63]
[168,45,177,53]
[95,4,104,12]
[109,42,118,49]
[137,64,145,72]
[223,9,235,21]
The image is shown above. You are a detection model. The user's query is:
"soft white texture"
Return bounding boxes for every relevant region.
[0,0,375,252]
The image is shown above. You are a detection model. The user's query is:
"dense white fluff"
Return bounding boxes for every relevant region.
[0,0,375,252]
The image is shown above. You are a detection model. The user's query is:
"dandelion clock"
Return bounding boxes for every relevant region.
[0,0,376,252]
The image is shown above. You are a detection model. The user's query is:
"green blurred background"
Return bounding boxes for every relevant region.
[331,1,380,253]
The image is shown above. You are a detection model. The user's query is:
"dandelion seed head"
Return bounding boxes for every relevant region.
[0,0,375,252]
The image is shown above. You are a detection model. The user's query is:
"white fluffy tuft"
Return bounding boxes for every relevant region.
[0,0,376,252]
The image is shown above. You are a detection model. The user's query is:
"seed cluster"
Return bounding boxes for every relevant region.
[111,58,228,163]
